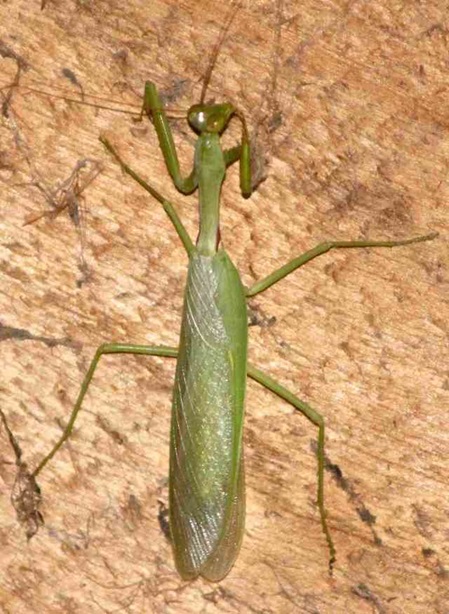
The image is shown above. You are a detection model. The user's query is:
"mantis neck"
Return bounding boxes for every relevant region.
[195,133,227,256]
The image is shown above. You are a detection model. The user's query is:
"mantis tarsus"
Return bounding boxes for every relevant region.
[27,74,437,580]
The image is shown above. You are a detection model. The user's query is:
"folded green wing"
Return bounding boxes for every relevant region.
[169,250,247,581]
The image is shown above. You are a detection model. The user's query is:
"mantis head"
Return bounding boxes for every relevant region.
[187,102,235,135]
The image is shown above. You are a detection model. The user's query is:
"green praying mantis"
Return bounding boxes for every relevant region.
[22,10,437,584]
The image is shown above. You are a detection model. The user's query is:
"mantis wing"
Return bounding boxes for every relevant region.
[169,250,247,581]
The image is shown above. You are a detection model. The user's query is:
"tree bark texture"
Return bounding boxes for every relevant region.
[0,1,447,612]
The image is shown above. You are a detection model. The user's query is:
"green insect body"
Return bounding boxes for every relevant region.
[171,250,247,580]
[169,118,248,579]
[28,78,436,581]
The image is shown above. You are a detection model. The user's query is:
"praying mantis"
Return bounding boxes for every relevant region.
[2,0,440,587]
[26,66,436,584]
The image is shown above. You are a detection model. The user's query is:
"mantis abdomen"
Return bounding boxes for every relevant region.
[170,250,247,580]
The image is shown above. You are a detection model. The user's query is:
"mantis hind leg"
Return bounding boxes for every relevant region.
[247,363,336,572]
[32,343,178,477]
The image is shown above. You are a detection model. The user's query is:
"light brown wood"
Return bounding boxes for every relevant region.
[0,1,447,612]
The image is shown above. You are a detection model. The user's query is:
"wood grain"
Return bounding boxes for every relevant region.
[0,1,447,612]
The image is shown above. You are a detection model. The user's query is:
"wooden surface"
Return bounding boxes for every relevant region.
[0,1,447,612]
